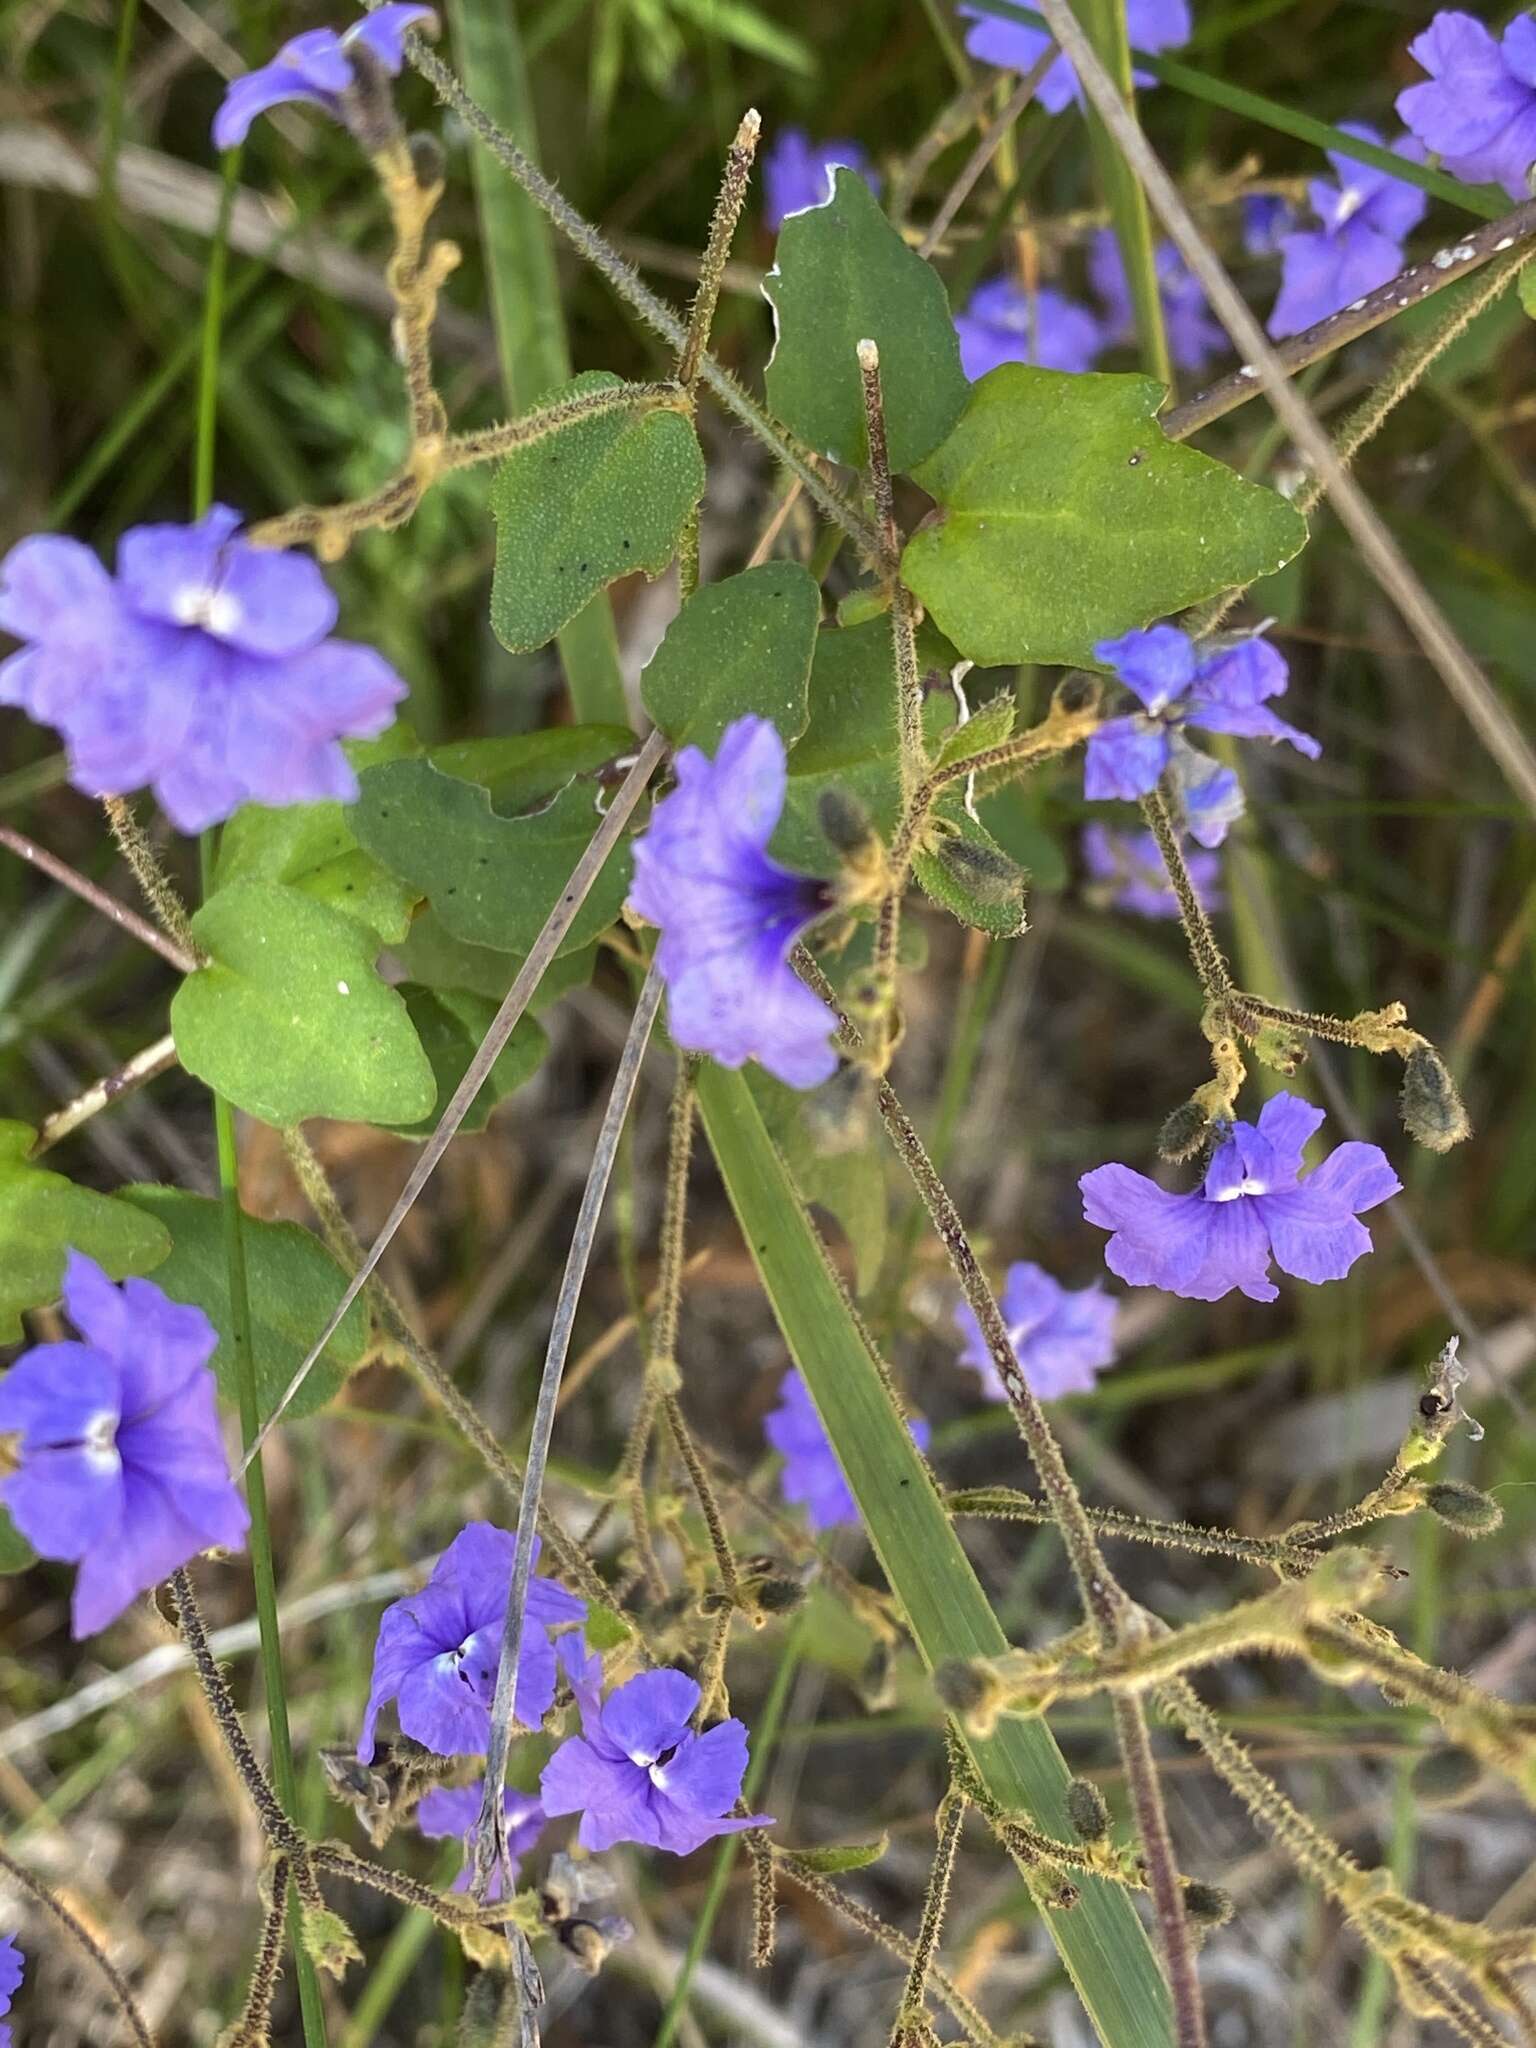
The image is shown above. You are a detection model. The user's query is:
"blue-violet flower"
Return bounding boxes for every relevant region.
[1081,823,1222,921]
[0,1933,22,2048]
[1397,11,1536,201]
[359,1523,587,1761]
[762,128,878,230]
[1241,193,1297,258]
[0,507,406,834]
[961,0,1190,114]
[416,1781,545,1900]
[0,1251,248,1639]
[628,715,836,1089]
[1080,1092,1402,1303]
[1268,124,1427,339]
[763,1369,931,1531]
[955,277,1105,380]
[1089,230,1227,374]
[540,1667,772,1856]
[953,1261,1118,1402]
[213,5,435,149]
[1085,624,1318,848]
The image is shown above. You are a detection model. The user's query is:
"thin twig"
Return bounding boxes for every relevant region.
[1032,0,1536,821]
[678,109,760,391]
[0,825,194,973]
[32,1034,179,1154]
[240,727,667,1462]
[471,965,665,1899]
[0,1840,157,2048]
[917,45,1056,260]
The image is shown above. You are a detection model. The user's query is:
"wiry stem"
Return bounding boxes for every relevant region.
[678,110,760,391]
[221,1855,290,2048]
[887,1792,969,2046]
[32,1034,180,1154]
[0,825,194,974]
[0,1840,157,2048]
[1112,1696,1205,2048]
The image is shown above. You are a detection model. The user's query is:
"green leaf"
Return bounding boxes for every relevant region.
[764,171,968,475]
[490,371,706,652]
[903,366,1308,669]
[214,800,417,945]
[790,1835,890,1875]
[1517,261,1536,324]
[428,725,633,811]
[0,1506,36,1574]
[694,1067,1173,2045]
[641,562,820,749]
[978,776,1069,893]
[387,986,548,1139]
[171,884,436,1130]
[933,689,1016,772]
[912,809,1028,936]
[0,1121,171,1343]
[117,1187,370,1422]
[395,907,598,1010]
[748,1070,887,1294]
[351,761,630,958]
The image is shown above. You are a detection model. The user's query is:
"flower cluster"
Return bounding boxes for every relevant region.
[213,3,434,148]
[1081,1093,1400,1303]
[1089,230,1226,375]
[953,1262,1118,1402]
[0,1252,248,1638]
[1085,624,1318,847]
[762,128,879,230]
[764,1369,930,1530]
[416,1781,545,1900]
[961,0,1191,114]
[1397,11,1536,201]
[1267,124,1427,339]
[629,716,837,1089]
[541,1664,772,1855]
[1081,823,1222,921]
[955,277,1104,380]
[0,1934,22,2048]
[359,1523,587,1761]
[0,509,406,834]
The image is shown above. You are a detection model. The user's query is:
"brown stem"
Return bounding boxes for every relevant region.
[678,109,760,390]
[0,1840,158,2048]
[0,824,194,973]
[32,1034,180,1155]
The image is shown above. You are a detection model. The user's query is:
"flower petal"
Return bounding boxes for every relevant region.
[601,1669,701,1763]
[1083,717,1169,801]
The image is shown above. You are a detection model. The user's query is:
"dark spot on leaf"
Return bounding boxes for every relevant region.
[1127,450,1144,467]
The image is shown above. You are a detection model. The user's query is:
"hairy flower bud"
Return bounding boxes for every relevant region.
[1066,1777,1111,1841]
[408,131,447,191]
[1158,1098,1210,1163]
[1053,671,1101,717]
[1423,1479,1503,1536]
[1400,1045,1472,1152]
[1410,1746,1484,1807]
[819,786,878,858]
[933,1657,1003,1735]
[935,834,1028,915]
[1181,1880,1235,1928]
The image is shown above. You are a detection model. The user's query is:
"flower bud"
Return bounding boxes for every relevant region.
[408,132,448,191]
[858,1637,898,1713]
[1423,1479,1503,1536]
[1053,672,1101,717]
[933,1657,1003,1736]
[1400,1045,1472,1152]
[1410,1746,1484,1806]
[1181,1880,1234,1928]
[935,835,1027,916]
[1158,1099,1210,1163]
[819,787,877,857]
[341,44,405,156]
[1066,1777,1111,1841]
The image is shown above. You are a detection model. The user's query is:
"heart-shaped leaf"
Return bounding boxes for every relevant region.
[0,1120,171,1343]
[641,562,820,749]
[386,986,548,1139]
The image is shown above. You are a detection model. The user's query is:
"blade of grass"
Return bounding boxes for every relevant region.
[957,0,1504,219]
[446,0,630,728]
[694,1063,1174,2048]
[1075,0,1171,385]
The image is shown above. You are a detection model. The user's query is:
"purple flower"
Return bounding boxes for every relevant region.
[961,0,1190,114]
[1080,1092,1402,1304]
[955,277,1105,380]
[0,1933,23,2048]
[629,716,836,1089]
[1081,823,1222,921]
[1268,125,1428,339]
[0,1252,248,1639]
[1241,193,1296,258]
[763,1369,931,1532]
[953,1262,1118,1402]
[1089,230,1227,374]
[762,128,878,230]
[540,1667,772,1856]
[212,5,435,149]
[1397,11,1536,201]
[0,508,406,834]
[416,1780,545,1900]
[359,1523,587,1761]
[1084,624,1319,848]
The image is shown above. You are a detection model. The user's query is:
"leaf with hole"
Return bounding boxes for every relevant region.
[764,170,967,474]
[352,760,630,957]
[0,1120,171,1343]
[171,883,436,1129]
[641,562,820,748]
[903,366,1308,669]
[118,1187,371,1423]
[490,372,705,651]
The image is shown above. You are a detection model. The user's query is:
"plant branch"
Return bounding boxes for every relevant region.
[0,1841,157,2048]
[0,824,194,974]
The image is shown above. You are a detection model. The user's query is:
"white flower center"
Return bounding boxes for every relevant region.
[1334,184,1366,227]
[171,583,243,638]
[648,1761,673,1790]
[83,1408,122,1474]
[1212,1176,1268,1202]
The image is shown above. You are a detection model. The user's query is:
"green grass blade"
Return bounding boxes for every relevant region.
[447,0,631,728]
[1077,0,1172,385]
[695,1063,1175,2048]
[958,0,1504,219]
